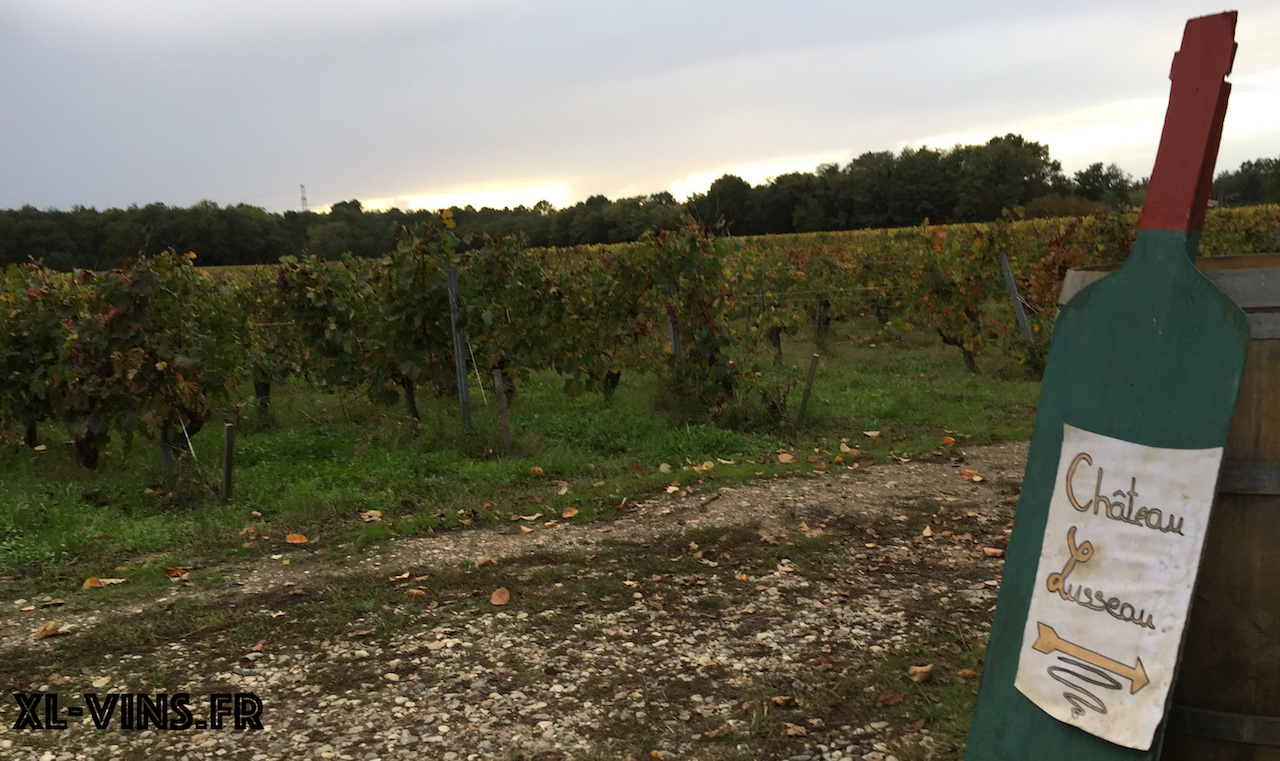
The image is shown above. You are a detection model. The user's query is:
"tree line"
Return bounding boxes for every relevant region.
[2,134,1276,271]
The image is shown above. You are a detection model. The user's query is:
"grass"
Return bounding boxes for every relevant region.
[0,320,1039,597]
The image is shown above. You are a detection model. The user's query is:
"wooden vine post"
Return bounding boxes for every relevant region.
[997,249,1034,346]
[797,353,819,423]
[492,368,511,454]
[445,265,472,431]
[666,282,682,381]
[221,422,235,504]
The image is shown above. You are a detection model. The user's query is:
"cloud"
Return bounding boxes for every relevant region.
[2,1,1278,211]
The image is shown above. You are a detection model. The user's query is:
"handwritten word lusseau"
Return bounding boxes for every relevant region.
[1046,526,1156,629]
[1064,453,1185,536]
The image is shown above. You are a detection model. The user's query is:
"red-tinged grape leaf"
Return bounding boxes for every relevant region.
[878,689,905,705]
[490,587,510,605]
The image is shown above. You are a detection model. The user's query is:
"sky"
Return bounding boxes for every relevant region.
[3,1,1279,214]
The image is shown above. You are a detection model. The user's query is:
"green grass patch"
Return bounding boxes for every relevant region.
[0,321,1038,597]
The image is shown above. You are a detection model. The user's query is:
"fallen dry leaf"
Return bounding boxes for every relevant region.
[877,689,905,706]
[390,571,410,581]
[784,723,808,736]
[404,589,426,597]
[777,452,794,463]
[163,567,187,578]
[82,577,103,589]
[958,668,978,679]
[359,510,382,523]
[528,465,544,476]
[562,507,579,519]
[807,455,822,463]
[908,664,937,683]
[99,578,125,585]
[490,587,511,605]
[658,463,672,473]
[285,533,307,544]
[942,435,956,445]
[983,547,1006,557]
[520,526,534,534]
[665,484,680,493]
[922,526,933,537]
[475,555,494,568]
[32,621,71,640]
[959,469,985,482]
[863,430,880,438]
[250,639,266,652]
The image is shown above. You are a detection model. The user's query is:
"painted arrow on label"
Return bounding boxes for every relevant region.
[1032,622,1150,694]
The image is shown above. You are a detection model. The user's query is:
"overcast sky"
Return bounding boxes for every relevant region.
[3,1,1278,213]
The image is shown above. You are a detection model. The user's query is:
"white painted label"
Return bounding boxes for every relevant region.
[1014,424,1223,750]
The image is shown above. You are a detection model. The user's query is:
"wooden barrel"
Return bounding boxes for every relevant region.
[1060,253,1280,759]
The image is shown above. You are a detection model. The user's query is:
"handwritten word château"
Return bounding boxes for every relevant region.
[1064,453,1185,535]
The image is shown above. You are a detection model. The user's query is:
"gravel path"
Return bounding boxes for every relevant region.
[1,442,1027,761]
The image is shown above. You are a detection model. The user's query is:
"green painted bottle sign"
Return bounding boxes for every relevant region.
[966,12,1248,760]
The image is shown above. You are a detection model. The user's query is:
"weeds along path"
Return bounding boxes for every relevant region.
[1,442,1026,761]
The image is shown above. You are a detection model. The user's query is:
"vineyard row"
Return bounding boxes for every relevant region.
[2,206,1278,469]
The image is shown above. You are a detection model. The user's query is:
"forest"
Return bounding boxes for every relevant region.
[1,133,1276,271]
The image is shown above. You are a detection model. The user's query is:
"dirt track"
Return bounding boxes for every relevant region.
[1,442,1028,761]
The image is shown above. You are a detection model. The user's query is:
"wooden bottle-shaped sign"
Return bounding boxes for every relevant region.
[966,12,1248,759]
